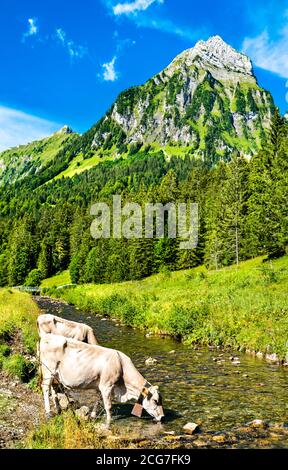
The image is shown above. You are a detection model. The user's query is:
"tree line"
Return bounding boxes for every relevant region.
[0,110,286,286]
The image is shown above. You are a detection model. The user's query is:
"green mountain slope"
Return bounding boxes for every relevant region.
[0,126,77,186]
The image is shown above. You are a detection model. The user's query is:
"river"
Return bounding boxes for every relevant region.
[35,296,288,448]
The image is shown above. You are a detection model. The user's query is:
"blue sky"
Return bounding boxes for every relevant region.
[0,0,288,150]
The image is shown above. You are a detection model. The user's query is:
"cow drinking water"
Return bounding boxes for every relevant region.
[39,334,164,425]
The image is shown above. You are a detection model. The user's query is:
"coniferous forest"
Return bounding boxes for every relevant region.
[0,110,287,287]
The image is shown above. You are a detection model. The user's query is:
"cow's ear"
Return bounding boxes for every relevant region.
[142,387,149,397]
[131,403,143,418]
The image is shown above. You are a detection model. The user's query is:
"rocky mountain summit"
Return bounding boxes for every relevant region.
[167,36,254,82]
[92,36,274,161]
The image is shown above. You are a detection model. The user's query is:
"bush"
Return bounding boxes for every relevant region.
[258,264,279,285]
[0,344,11,357]
[167,304,209,337]
[3,353,36,382]
[25,269,43,287]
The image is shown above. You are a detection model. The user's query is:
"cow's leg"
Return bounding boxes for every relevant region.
[99,384,113,426]
[51,384,61,415]
[42,376,53,418]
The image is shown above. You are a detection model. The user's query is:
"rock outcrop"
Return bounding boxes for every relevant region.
[92,36,274,161]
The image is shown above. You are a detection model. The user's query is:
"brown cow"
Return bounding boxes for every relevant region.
[39,334,164,425]
[37,314,98,344]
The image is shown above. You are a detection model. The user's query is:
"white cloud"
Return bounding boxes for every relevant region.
[55,28,87,60]
[22,17,38,42]
[0,105,59,152]
[242,26,288,78]
[102,56,118,81]
[107,0,199,41]
[113,0,163,16]
[137,16,198,41]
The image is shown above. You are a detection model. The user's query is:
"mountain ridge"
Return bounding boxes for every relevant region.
[0,35,276,185]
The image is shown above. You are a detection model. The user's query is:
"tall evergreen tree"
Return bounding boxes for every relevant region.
[246,109,288,258]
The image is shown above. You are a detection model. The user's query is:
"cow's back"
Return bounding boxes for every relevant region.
[54,338,122,389]
[37,313,98,344]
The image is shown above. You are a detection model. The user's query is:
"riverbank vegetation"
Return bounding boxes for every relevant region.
[0,289,39,382]
[48,255,288,361]
[25,411,157,449]
[25,405,288,450]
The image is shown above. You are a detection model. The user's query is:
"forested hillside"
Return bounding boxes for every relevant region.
[0,109,286,287]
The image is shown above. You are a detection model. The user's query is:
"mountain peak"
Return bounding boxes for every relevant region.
[55,125,74,135]
[166,35,253,82]
[91,34,273,160]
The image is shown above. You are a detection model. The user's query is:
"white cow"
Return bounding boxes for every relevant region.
[39,334,164,425]
[37,314,98,345]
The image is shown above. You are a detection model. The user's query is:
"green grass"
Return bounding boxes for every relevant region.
[25,410,169,449]
[0,288,39,381]
[41,270,71,288]
[25,411,141,449]
[49,256,288,360]
[54,149,118,180]
[3,353,36,382]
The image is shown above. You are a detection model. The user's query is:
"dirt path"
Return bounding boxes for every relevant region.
[0,371,44,448]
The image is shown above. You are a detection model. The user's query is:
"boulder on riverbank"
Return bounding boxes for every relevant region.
[249,419,268,429]
[145,357,158,365]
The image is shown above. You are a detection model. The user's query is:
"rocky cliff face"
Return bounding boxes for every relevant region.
[92,36,274,160]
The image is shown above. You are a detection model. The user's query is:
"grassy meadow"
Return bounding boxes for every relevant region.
[47,255,288,361]
[0,288,39,381]
[41,270,71,289]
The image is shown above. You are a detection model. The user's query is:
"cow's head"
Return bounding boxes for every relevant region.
[132,385,164,422]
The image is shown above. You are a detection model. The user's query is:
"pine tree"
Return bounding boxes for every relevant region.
[221,155,249,265]
[69,231,91,283]
[129,238,154,280]
[246,109,288,258]
[203,156,249,268]
[0,253,8,287]
[8,220,34,285]
[84,245,107,284]
[38,240,53,279]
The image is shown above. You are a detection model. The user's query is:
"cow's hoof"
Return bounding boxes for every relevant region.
[46,411,54,420]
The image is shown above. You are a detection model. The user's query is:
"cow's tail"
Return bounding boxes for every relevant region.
[87,327,98,345]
